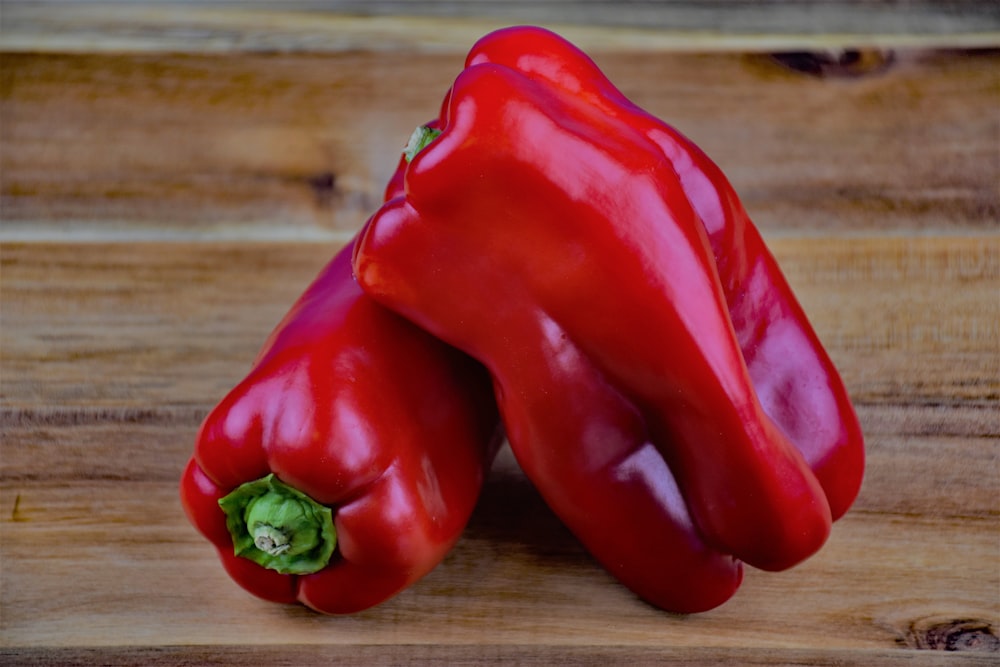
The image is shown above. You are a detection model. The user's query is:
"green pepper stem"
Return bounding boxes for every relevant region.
[404,125,442,162]
[218,474,336,575]
[252,524,292,555]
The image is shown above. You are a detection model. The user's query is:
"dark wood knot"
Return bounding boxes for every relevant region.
[306,171,337,208]
[910,618,999,652]
[771,49,895,77]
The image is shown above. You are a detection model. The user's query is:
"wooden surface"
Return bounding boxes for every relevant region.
[4,0,1000,52]
[2,3,999,665]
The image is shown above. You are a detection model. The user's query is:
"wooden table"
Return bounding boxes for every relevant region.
[2,3,998,664]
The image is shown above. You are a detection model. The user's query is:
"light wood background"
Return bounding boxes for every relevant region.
[2,2,998,665]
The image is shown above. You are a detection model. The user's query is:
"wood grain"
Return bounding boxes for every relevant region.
[1,5,998,664]
[2,238,996,409]
[1,449,997,651]
[2,645,997,667]
[3,50,998,240]
[3,1,999,54]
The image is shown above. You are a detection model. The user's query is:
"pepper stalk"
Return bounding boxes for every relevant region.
[404,125,442,162]
[218,474,336,575]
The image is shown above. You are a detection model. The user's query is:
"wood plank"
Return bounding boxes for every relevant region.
[2,387,996,647]
[2,645,997,666]
[1,468,997,651]
[0,242,331,408]
[2,238,996,409]
[770,236,1000,406]
[3,1,999,54]
[3,401,996,518]
[3,49,998,239]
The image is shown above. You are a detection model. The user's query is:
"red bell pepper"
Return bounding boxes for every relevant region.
[179,238,500,614]
[353,26,864,611]
[465,27,865,522]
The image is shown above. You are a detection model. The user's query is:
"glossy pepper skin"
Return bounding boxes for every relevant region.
[354,27,864,610]
[179,238,500,614]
